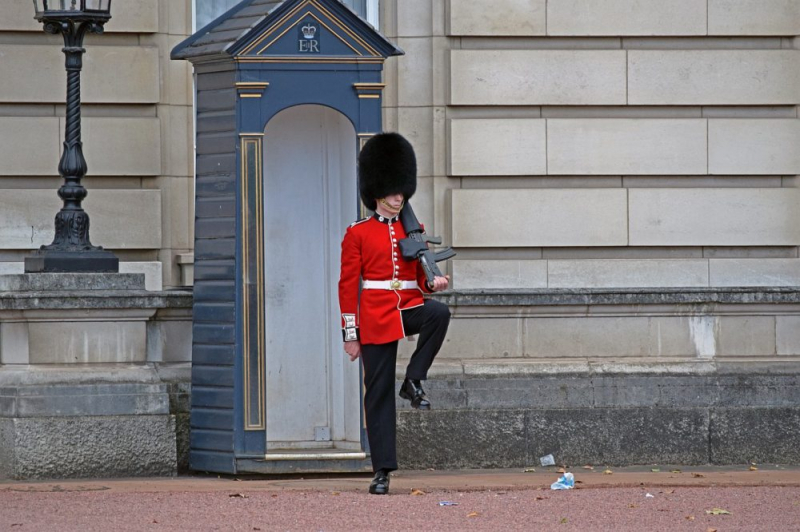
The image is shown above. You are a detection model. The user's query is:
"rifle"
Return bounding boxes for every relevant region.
[398,202,456,288]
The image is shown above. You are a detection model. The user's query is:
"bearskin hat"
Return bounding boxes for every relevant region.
[358,132,417,211]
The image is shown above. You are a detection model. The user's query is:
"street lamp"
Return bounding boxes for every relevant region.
[25,0,118,273]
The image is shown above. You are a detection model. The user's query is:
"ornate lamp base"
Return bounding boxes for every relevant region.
[24,250,119,273]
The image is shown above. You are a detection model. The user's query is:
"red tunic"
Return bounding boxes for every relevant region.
[339,213,431,345]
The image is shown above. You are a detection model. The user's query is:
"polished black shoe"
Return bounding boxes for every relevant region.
[369,470,390,495]
[399,378,431,410]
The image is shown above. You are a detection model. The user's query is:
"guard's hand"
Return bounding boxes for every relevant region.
[344,340,362,362]
[430,275,450,292]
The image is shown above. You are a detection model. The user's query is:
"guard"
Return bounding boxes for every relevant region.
[339,133,451,495]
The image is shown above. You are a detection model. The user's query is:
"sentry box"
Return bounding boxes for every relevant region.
[172,0,402,474]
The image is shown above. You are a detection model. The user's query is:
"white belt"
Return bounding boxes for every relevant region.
[362,280,419,290]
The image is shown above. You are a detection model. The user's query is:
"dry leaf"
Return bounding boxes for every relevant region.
[705,508,731,515]
[603,469,613,475]
[583,465,594,470]
[535,496,549,501]
[707,529,718,532]
[229,493,248,499]
[559,518,568,524]
[692,473,706,478]
[628,504,637,509]
[524,468,536,473]
[331,491,340,496]
[557,467,566,473]
[749,466,758,471]
[671,469,682,473]
[271,494,278,498]
[410,488,426,496]
[651,468,661,472]
[467,512,480,518]
[685,516,695,521]
[664,490,675,494]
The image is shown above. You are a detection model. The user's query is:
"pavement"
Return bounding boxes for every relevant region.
[1,465,800,531]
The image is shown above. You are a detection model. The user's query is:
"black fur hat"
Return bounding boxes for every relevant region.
[358,132,417,211]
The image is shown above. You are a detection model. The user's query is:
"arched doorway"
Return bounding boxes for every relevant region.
[262,105,362,453]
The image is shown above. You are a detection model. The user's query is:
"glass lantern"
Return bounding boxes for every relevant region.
[33,0,111,16]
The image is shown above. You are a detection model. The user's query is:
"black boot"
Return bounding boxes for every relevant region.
[369,469,390,495]
[399,378,431,410]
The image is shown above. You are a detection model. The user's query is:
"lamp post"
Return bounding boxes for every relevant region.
[25,0,118,273]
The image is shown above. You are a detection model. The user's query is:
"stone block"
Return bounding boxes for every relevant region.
[547,119,707,175]
[710,408,800,464]
[452,260,547,289]
[397,0,433,37]
[119,262,163,291]
[463,377,594,409]
[4,384,169,417]
[0,323,29,365]
[451,189,628,247]
[718,316,777,357]
[710,258,800,287]
[157,176,195,250]
[0,189,162,250]
[4,415,176,479]
[438,317,524,358]
[397,410,526,469]
[709,119,800,175]
[592,376,660,407]
[78,117,162,176]
[548,259,710,288]
[777,316,800,356]
[0,45,159,104]
[629,51,800,105]
[397,107,434,177]
[28,320,148,364]
[524,316,698,358]
[448,119,546,176]
[109,0,160,32]
[715,376,800,407]
[397,37,433,107]
[709,0,800,36]
[450,50,626,105]
[448,0,546,36]
[0,117,60,176]
[526,408,709,465]
[147,312,193,364]
[547,0,706,36]
[159,105,194,178]
[629,188,800,246]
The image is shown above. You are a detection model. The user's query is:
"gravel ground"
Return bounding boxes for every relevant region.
[2,485,799,531]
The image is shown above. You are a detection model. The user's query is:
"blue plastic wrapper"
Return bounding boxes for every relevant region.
[438,501,459,506]
[550,472,575,490]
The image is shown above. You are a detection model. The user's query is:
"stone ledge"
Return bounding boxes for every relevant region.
[0,273,145,292]
[0,290,192,311]
[399,358,800,379]
[433,287,800,307]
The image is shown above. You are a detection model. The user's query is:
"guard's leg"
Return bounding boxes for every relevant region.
[402,299,451,380]
[361,341,399,473]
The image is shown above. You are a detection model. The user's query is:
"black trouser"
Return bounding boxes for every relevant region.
[360,299,451,473]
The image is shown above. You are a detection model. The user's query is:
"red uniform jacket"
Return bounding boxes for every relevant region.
[339,213,431,345]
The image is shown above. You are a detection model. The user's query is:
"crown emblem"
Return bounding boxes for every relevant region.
[301,23,317,39]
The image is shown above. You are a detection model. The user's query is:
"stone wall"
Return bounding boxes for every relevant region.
[381,0,800,293]
[0,1,194,289]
